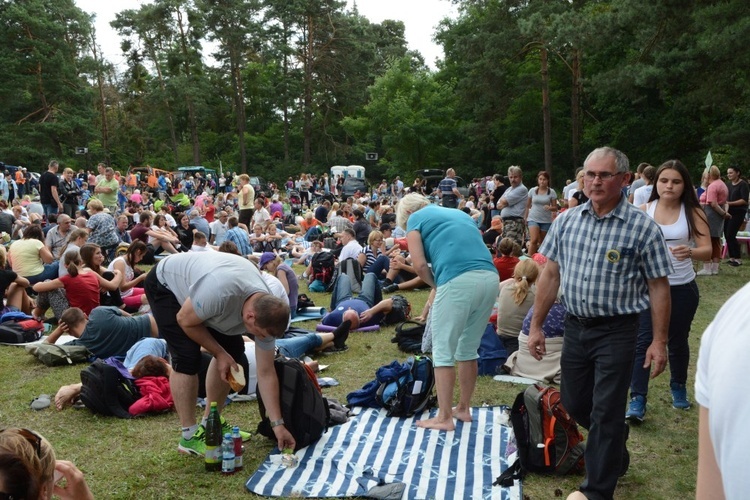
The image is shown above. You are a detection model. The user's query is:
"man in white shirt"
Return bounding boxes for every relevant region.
[338,228,363,261]
[210,211,229,245]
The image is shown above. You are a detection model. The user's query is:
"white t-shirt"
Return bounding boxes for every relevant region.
[339,240,363,261]
[632,185,653,206]
[695,282,750,498]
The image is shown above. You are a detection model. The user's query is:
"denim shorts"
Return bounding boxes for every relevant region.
[527,220,551,231]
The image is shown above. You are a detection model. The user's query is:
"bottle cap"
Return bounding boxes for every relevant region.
[225,433,232,439]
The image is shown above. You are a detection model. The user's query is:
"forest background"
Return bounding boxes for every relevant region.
[1,0,748,186]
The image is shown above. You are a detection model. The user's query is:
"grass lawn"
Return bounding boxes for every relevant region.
[1,262,747,499]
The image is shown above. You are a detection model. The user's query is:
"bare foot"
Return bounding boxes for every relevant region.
[307,360,320,372]
[416,416,455,431]
[54,384,80,410]
[452,407,472,423]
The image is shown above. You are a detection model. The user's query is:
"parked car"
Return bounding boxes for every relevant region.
[249,176,270,197]
[341,177,369,198]
[414,169,470,198]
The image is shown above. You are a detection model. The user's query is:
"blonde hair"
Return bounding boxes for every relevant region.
[368,230,383,246]
[511,260,539,305]
[395,193,430,230]
[0,428,57,489]
[0,245,6,268]
[87,199,104,211]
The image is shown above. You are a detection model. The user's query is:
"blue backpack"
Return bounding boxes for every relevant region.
[375,356,437,418]
[477,323,507,376]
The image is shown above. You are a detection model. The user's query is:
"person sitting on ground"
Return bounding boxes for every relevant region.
[299,211,322,239]
[8,224,58,285]
[56,229,88,278]
[322,272,412,329]
[328,209,353,234]
[85,199,120,262]
[0,245,34,315]
[45,214,72,259]
[0,427,94,500]
[32,251,122,321]
[80,243,124,308]
[149,213,181,254]
[352,209,372,245]
[252,198,271,230]
[224,216,253,256]
[337,228,362,261]
[43,305,158,359]
[358,230,399,280]
[249,223,267,252]
[493,237,520,281]
[382,253,425,293]
[108,240,149,312]
[495,259,539,355]
[291,239,323,268]
[174,213,196,250]
[262,224,284,254]
[190,231,215,252]
[503,299,566,384]
[188,209,211,240]
[259,252,299,316]
[482,215,504,246]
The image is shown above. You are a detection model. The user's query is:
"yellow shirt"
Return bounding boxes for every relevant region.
[239,183,255,210]
[9,238,45,277]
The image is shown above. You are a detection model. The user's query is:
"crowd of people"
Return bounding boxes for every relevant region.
[1,152,747,499]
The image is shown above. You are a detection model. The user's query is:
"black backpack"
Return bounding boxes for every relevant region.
[495,384,585,486]
[80,360,141,419]
[375,355,437,418]
[0,319,44,344]
[257,356,330,451]
[310,251,336,286]
[391,320,425,353]
[326,258,364,293]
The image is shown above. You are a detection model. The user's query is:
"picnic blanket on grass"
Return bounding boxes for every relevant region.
[246,406,521,499]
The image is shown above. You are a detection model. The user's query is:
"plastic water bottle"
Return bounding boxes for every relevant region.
[221,433,235,475]
[204,402,222,472]
[232,426,243,470]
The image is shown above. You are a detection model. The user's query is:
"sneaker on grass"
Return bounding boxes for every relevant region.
[220,416,251,441]
[178,425,206,456]
[625,395,646,423]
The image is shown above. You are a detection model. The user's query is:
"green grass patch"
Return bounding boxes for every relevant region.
[1,262,747,499]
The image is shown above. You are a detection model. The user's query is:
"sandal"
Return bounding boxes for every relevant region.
[30,394,51,411]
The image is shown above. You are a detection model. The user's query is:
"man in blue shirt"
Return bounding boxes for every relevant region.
[438,168,461,208]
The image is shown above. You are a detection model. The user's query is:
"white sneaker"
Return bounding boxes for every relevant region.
[138,304,151,314]
[696,268,712,276]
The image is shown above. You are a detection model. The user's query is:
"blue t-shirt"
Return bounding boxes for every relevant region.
[407,205,496,286]
[321,299,382,327]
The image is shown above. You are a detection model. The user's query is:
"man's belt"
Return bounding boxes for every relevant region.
[567,313,638,328]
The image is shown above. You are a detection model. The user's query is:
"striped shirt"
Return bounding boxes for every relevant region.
[539,195,672,318]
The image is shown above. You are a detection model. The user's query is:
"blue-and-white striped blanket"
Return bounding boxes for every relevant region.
[245,406,521,499]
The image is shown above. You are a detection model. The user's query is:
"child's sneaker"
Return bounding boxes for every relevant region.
[178,425,206,456]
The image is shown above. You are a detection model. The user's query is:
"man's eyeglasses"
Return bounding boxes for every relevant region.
[583,171,623,181]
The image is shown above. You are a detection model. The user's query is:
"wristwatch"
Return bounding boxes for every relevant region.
[270,418,285,428]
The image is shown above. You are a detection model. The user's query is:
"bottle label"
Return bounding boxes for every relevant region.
[205,445,221,463]
[234,454,243,470]
[222,457,235,474]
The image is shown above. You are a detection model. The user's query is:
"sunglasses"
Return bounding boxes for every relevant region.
[0,428,42,458]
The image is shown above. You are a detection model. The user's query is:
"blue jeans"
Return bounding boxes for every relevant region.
[329,273,381,310]
[365,255,390,278]
[561,314,638,500]
[26,262,60,285]
[630,280,699,397]
[42,203,58,221]
[276,334,323,359]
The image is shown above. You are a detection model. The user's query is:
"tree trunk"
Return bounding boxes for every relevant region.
[90,36,109,162]
[571,48,582,171]
[541,46,552,178]
[176,8,201,165]
[302,14,314,168]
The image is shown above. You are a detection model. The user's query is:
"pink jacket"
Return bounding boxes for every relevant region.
[129,376,174,416]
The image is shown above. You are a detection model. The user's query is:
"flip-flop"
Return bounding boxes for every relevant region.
[30,394,51,411]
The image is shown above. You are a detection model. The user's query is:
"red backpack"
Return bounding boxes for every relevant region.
[496,384,585,486]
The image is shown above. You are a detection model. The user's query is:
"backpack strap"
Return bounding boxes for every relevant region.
[494,458,525,487]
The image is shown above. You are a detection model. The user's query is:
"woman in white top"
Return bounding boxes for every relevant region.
[108,240,149,311]
[149,213,180,254]
[626,160,711,422]
[252,198,271,229]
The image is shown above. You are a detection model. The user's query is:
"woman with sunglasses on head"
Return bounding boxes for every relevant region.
[625,160,711,423]
[0,427,93,499]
